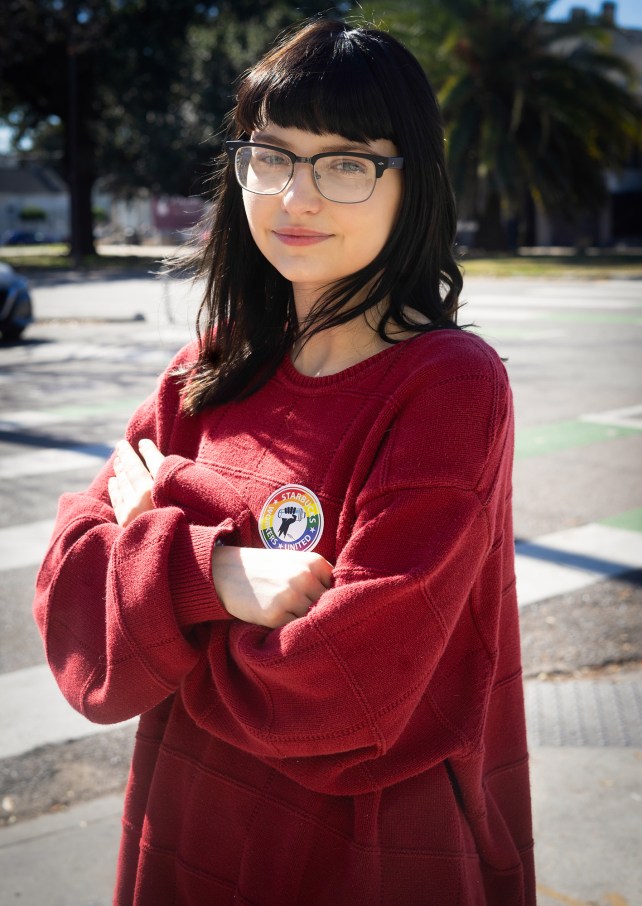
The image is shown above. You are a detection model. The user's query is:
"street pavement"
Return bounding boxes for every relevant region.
[0,268,640,905]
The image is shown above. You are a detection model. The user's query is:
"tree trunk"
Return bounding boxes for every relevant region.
[476,189,509,252]
[70,162,96,261]
[66,48,96,264]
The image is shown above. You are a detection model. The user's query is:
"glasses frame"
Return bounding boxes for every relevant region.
[224,140,404,204]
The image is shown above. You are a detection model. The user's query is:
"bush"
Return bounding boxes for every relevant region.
[19,206,47,222]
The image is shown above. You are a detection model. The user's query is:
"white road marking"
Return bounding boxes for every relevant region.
[0,411,64,430]
[581,403,642,431]
[0,663,135,761]
[468,308,540,320]
[0,402,141,431]
[0,520,55,572]
[7,341,172,366]
[0,444,113,479]
[474,328,566,342]
[516,523,642,606]
[468,292,642,310]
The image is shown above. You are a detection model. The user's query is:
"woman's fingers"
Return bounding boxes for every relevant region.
[211,547,335,628]
[308,553,334,589]
[115,440,152,492]
[107,476,124,523]
[110,438,163,527]
[138,438,165,478]
[292,563,331,605]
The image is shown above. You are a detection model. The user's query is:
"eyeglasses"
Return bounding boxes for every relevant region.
[225,140,404,204]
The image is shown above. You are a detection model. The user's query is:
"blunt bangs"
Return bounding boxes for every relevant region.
[234,25,395,144]
[180,19,462,412]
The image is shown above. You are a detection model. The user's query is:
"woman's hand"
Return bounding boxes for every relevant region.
[109,442,333,627]
[212,546,334,629]
[108,439,165,527]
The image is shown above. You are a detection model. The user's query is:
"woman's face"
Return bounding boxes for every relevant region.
[241,124,403,302]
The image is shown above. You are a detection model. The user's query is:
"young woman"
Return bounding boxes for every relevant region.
[34,19,535,905]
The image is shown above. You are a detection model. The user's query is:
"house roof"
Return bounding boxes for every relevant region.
[0,163,67,196]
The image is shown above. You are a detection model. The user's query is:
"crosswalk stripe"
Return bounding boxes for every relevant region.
[0,663,135,761]
[0,444,113,479]
[0,520,55,572]
[470,297,642,311]
[515,523,642,606]
[473,327,566,342]
[0,400,143,431]
[4,341,174,366]
[469,308,539,321]
[582,403,642,431]
[0,411,67,430]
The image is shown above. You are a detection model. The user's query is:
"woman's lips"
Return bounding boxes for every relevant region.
[273,228,332,246]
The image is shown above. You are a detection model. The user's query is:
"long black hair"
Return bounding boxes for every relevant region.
[181,18,463,413]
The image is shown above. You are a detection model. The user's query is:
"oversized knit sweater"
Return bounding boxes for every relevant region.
[34,328,535,906]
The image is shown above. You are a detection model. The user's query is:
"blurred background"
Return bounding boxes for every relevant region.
[0,0,640,261]
[0,3,641,906]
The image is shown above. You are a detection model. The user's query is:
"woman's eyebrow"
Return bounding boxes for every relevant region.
[251,132,374,154]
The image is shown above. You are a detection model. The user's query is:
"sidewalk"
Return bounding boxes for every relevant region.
[1,672,640,906]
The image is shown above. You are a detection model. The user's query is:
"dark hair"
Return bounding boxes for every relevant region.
[181,18,463,413]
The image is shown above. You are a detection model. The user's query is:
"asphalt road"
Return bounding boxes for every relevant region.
[0,271,641,826]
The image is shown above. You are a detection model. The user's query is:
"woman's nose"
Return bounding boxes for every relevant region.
[281,163,323,213]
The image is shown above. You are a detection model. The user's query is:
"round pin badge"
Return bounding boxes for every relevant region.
[258,484,324,552]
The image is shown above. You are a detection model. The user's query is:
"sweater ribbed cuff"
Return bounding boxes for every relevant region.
[168,521,236,627]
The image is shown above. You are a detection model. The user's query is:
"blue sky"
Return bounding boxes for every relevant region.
[549,0,642,28]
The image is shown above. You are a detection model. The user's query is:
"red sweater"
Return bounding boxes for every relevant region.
[34,329,535,905]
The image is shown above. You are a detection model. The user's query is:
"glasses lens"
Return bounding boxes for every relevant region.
[235,146,292,195]
[314,155,377,203]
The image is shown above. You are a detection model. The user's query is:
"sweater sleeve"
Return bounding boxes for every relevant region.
[179,348,516,795]
[33,344,252,723]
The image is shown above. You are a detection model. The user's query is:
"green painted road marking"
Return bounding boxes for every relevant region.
[515,419,640,459]
[46,398,146,422]
[600,507,642,534]
[545,311,642,325]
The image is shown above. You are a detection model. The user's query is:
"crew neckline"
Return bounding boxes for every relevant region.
[278,331,433,389]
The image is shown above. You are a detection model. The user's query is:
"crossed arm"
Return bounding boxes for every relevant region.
[107,438,333,629]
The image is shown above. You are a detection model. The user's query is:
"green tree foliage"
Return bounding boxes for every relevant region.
[363,0,641,249]
[0,1,349,259]
[97,1,346,199]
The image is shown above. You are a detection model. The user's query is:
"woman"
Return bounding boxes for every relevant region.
[34,19,535,905]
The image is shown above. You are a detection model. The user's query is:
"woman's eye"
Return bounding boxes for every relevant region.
[256,152,289,167]
[331,158,368,175]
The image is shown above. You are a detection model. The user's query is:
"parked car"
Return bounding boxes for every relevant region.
[0,263,33,340]
[1,230,52,246]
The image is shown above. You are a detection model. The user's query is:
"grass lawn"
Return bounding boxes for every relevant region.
[1,244,642,279]
[458,252,642,279]
[0,245,167,272]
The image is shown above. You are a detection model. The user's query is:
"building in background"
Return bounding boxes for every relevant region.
[0,158,205,247]
[0,160,69,243]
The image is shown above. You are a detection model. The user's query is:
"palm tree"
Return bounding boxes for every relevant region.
[361,0,641,249]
